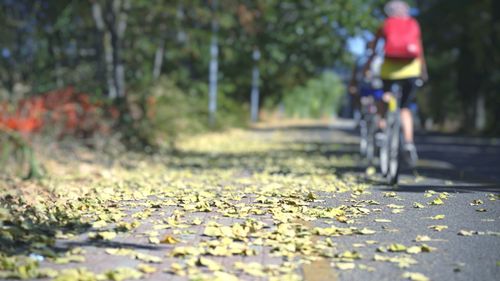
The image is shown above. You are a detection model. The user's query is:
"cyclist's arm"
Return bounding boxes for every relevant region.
[363,28,383,75]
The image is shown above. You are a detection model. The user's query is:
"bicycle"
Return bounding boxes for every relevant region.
[378,79,423,185]
[378,83,403,185]
[358,77,384,164]
[359,94,379,165]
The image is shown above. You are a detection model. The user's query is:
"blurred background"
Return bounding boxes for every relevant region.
[1,0,499,178]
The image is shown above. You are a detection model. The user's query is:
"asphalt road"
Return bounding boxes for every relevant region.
[27,119,500,281]
[254,120,500,281]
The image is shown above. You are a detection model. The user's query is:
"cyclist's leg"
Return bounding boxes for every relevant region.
[399,78,418,166]
[378,80,394,129]
[399,78,417,143]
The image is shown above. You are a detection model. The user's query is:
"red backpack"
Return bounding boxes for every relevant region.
[383,17,422,59]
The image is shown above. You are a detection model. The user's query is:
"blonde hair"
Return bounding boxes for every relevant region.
[384,0,410,18]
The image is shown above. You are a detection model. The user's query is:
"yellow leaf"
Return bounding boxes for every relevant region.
[429,198,444,205]
[383,192,397,197]
[414,235,431,242]
[428,214,445,220]
[357,228,376,235]
[388,243,407,252]
[105,248,136,256]
[89,231,116,240]
[149,237,160,244]
[387,204,404,209]
[336,262,356,270]
[197,257,222,271]
[92,220,108,228]
[366,166,376,176]
[406,246,422,254]
[402,272,430,281]
[137,264,157,274]
[458,230,474,236]
[135,253,162,263]
[160,235,179,244]
[191,218,203,225]
[428,225,448,232]
[234,261,265,277]
[53,255,85,264]
[413,202,425,209]
[105,267,143,281]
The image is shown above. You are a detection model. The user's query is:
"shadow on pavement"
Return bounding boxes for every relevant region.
[380,183,500,193]
[164,123,500,193]
[62,240,162,251]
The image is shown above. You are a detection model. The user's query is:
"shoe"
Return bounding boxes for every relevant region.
[404,142,418,168]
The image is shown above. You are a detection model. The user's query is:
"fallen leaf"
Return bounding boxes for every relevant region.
[413,202,425,209]
[383,192,397,197]
[470,199,483,206]
[105,267,143,281]
[429,198,444,205]
[197,257,222,271]
[406,246,422,254]
[388,243,407,252]
[89,231,117,240]
[428,214,445,220]
[234,261,265,277]
[414,235,431,242]
[137,264,157,274]
[160,235,179,244]
[402,271,429,281]
[458,230,474,236]
[374,219,392,223]
[149,237,160,244]
[428,225,448,232]
[336,262,356,270]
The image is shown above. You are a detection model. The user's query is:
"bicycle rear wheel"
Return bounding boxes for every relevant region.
[359,119,368,157]
[366,114,377,165]
[378,126,389,177]
[386,112,400,185]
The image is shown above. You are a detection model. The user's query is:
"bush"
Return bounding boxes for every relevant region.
[121,78,206,150]
[123,77,248,151]
[283,72,345,118]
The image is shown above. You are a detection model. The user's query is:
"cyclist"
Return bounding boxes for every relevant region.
[348,42,384,159]
[364,0,428,167]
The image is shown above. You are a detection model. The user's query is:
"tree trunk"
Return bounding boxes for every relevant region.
[250,48,261,123]
[92,0,117,98]
[153,39,165,80]
[91,0,129,99]
[113,0,129,98]
[208,0,219,126]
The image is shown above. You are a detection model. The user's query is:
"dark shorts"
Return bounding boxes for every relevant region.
[382,78,417,108]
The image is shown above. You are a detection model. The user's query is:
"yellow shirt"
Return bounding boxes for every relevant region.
[380,57,422,80]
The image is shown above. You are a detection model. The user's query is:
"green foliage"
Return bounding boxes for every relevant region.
[418,0,500,133]
[122,78,206,150]
[124,77,247,150]
[0,132,43,180]
[283,72,345,118]
[0,0,381,113]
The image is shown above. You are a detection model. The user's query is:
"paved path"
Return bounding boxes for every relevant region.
[26,120,500,281]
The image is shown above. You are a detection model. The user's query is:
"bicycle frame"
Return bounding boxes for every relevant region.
[359,96,378,164]
[379,83,402,185]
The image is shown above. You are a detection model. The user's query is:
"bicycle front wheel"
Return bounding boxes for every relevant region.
[387,113,400,185]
